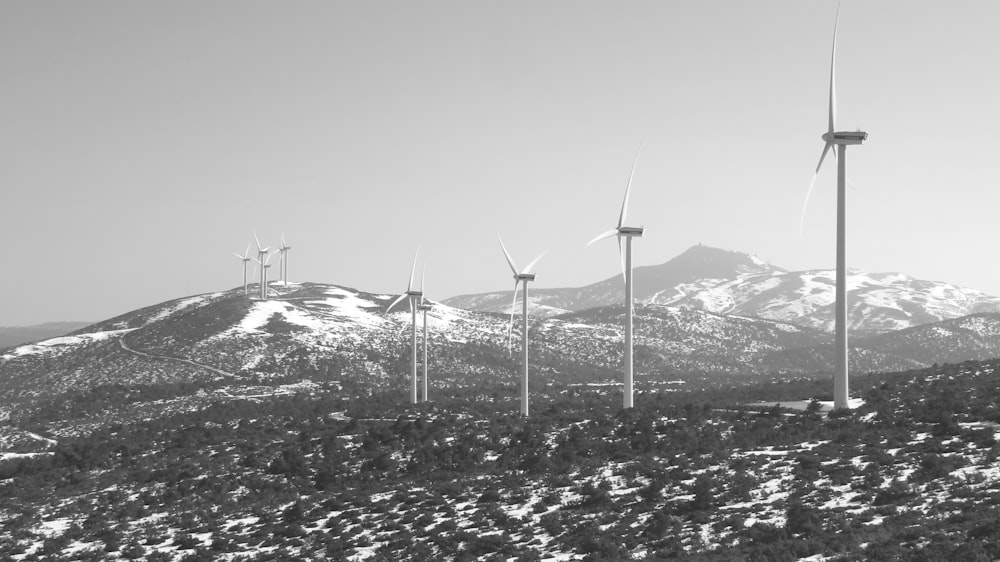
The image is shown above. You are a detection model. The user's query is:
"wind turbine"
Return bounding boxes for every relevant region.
[234,244,252,296]
[802,3,867,411]
[276,234,291,286]
[588,143,644,410]
[417,267,432,403]
[254,251,275,301]
[253,231,271,298]
[386,250,422,404]
[499,234,544,417]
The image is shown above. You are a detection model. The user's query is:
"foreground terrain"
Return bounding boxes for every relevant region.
[0,357,998,560]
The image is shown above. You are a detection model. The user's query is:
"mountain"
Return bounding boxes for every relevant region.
[444,245,778,316]
[6,282,1000,436]
[444,245,1000,335]
[0,321,93,350]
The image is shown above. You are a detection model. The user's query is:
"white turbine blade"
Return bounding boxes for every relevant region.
[234,253,245,260]
[497,234,519,275]
[420,265,426,303]
[407,249,419,292]
[253,231,263,252]
[799,171,820,235]
[814,141,833,174]
[828,2,840,135]
[386,293,407,314]
[244,243,251,259]
[587,229,618,247]
[507,281,519,356]
[522,252,545,275]
[618,141,644,228]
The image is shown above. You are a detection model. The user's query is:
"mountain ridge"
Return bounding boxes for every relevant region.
[444,245,1000,335]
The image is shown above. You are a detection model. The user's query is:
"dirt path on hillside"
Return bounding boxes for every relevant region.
[118,337,234,378]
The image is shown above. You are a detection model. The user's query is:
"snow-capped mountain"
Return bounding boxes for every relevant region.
[6,280,1000,429]
[445,245,1000,335]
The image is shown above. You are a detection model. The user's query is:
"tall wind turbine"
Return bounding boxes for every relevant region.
[276,234,291,286]
[499,234,544,417]
[802,3,867,411]
[253,231,271,298]
[386,250,422,404]
[417,267,432,403]
[588,143,644,409]
[234,244,252,296]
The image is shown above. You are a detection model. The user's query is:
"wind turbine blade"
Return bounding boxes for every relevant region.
[618,141,644,228]
[497,234,519,275]
[828,2,840,135]
[407,249,419,292]
[420,265,426,299]
[814,142,833,174]
[234,253,245,260]
[508,281,519,356]
[587,229,619,247]
[799,171,820,235]
[523,252,545,275]
[253,231,263,252]
[386,293,407,314]
[244,243,251,259]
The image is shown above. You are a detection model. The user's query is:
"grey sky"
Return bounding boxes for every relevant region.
[3,1,1000,325]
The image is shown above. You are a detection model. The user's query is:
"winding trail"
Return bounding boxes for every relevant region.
[118,337,234,378]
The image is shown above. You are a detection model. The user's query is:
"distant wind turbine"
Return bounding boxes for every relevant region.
[276,234,291,286]
[254,251,275,301]
[587,143,644,409]
[801,3,867,411]
[234,244,252,296]
[386,250,422,404]
[253,231,271,298]
[417,267,432,403]
[499,234,544,417]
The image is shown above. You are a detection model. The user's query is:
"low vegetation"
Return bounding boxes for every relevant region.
[1,357,999,560]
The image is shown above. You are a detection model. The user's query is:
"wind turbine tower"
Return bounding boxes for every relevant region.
[805,4,867,410]
[386,251,423,404]
[255,252,274,301]
[588,144,644,409]
[234,244,252,296]
[499,234,544,417]
[418,300,432,402]
[277,234,291,286]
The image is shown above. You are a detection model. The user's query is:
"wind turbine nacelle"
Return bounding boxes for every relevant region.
[418,304,433,311]
[823,131,868,145]
[516,274,536,282]
[407,291,423,298]
[618,226,645,237]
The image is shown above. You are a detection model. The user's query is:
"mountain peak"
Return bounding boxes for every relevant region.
[667,245,782,276]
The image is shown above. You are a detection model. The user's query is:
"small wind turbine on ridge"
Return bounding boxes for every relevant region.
[417,266,433,403]
[588,142,645,410]
[277,234,291,286]
[800,2,867,411]
[234,244,252,296]
[499,234,544,417]
[253,231,271,298]
[254,251,275,301]
[386,250,423,405]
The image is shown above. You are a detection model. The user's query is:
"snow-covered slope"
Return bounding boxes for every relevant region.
[445,245,1000,335]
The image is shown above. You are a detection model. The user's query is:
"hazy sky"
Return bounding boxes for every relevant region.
[3,1,1000,326]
